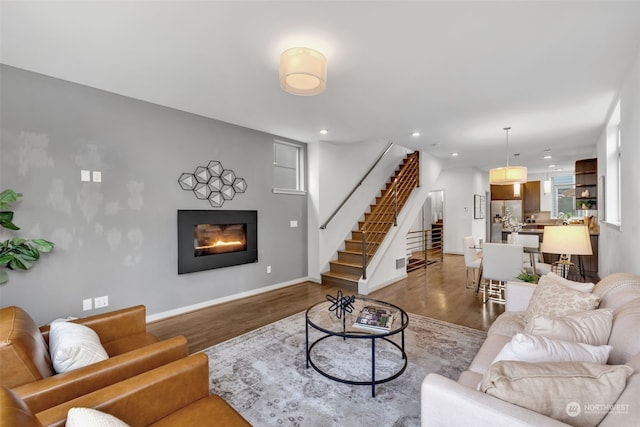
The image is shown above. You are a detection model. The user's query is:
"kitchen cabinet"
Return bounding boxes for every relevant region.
[575,158,597,210]
[490,184,520,200]
[523,181,540,214]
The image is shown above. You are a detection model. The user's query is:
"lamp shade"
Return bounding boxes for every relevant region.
[542,225,593,256]
[489,166,528,185]
[279,47,327,96]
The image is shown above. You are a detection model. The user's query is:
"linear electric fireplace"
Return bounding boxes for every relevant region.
[178,210,258,274]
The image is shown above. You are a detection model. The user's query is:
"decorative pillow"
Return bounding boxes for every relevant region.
[523,279,599,323]
[524,309,613,346]
[541,271,595,293]
[492,333,612,364]
[49,321,108,374]
[480,361,633,427]
[67,408,130,427]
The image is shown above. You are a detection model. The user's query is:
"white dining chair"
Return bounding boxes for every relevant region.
[511,234,552,276]
[463,236,482,289]
[481,243,524,303]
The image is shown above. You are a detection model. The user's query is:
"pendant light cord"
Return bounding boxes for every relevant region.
[504,126,511,169]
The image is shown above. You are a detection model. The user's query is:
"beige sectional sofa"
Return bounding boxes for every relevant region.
[421,273,640,426]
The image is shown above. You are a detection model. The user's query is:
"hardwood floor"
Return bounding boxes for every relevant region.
[147,254,504,354]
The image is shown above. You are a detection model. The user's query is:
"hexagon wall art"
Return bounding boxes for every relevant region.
[178,160,247,208]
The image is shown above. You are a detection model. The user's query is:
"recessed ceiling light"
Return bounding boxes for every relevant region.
[451,152,459,157]
[549,164,557,168]
[319,129,328,135]
[411,131,421,137]
[543,155,552,159]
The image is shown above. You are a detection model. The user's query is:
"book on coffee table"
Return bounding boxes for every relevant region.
[353,305,397,331]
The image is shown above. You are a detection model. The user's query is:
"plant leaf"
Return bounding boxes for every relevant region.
[31,239,54,252]
[0,254,12,266]
[0,269,8,284]
[0,211,20,230]
[9,255,33,270]
[0,189,22,208]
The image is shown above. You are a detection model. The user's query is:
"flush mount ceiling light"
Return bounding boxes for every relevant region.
[489,127,528,185]
[279,47,327,96]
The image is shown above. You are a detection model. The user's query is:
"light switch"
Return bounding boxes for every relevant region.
[92,171,102,182]
[81,170,91,182]
[290,220,298,228]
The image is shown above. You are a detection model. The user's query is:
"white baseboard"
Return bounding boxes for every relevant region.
[146,276,314,323]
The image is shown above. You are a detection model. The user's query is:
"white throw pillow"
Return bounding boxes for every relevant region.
[492,333,612,364]
[523,279,599,323]
[541,271,595,293]
[49,321,108,373]
[524,309,613,346]
[67,408,130,427]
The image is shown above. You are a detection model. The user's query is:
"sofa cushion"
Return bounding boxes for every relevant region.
[0,306,54,388]
[523,280,599,324]
[67,408,130,427]
[487,311,526,337]
[607,299,640,365]
[492,333,611,365]
[540,272,595,293]
[467,334,512,375]
[597,372,640,427]
[593,273,640,311]
[480,361,633,427]
[524,309,613,346]
[49,321,108,374]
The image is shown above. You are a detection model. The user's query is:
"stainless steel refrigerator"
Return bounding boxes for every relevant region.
[490,200,523,242]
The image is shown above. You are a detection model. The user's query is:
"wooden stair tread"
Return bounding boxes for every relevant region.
[321,271,360,281]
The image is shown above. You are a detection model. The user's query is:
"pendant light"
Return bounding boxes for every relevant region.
[489,127,528,185]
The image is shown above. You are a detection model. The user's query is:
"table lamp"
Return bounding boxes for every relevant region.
[541,225,592,280]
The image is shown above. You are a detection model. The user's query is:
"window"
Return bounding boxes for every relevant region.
[605,101,621,226]
[273,140,305,194]
[551,175,575,219]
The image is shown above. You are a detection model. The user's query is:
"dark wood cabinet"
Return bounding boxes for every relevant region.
[575,158,597,210]
[523,181,540,213]
[490,184,520,200]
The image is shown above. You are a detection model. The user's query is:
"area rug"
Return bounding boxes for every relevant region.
[203,311,486,426]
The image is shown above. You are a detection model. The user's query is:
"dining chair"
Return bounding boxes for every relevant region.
[463,236,482,289]
[510,234,552,276]
[481,243,523,303]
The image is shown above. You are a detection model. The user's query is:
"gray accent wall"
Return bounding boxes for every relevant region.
[0,65,308,324]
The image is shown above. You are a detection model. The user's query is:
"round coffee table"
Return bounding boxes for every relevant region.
[305,297,408,397]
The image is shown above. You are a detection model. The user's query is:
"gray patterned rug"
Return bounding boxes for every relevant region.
[203,311,486,426]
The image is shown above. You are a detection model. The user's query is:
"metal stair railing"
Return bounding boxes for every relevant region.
[320,142,393,230]
[361,151,420,279]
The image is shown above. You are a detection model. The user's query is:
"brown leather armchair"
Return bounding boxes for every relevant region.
[0,305,188,412]
[0,353,251,426]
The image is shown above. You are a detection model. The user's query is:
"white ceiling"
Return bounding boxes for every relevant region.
[2,1,640,175]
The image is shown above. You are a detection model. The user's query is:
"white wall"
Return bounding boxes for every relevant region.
[597,44,640,276]
[433,166,488,254]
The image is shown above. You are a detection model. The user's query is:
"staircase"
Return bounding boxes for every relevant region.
[321,151,420,291]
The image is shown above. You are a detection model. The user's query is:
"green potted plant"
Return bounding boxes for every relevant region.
[0,189,54,284]
[516,270,540,284]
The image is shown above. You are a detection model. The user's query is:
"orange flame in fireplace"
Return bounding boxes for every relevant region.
[195,239,244,250]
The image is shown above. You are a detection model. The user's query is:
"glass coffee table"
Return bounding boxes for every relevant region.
[305,297,408,397]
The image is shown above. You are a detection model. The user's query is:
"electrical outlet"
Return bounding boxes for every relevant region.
[82,299,92,311]
[92,171,102,182]
[290,220,298,228]
[267,265,272,274]
[94,295,109,308]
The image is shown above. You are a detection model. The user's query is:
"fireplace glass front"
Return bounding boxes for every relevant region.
[178,210,257,274]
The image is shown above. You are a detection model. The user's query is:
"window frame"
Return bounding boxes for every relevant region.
[272,139,306,195]
[604,100,621,229]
